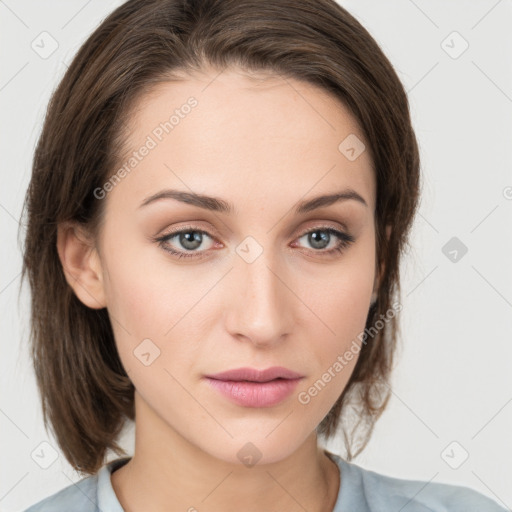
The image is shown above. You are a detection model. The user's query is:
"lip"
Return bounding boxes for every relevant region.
[205,366,304,382]
[204,366,304,408]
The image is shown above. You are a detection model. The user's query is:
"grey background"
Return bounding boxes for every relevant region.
[1,0,511,510]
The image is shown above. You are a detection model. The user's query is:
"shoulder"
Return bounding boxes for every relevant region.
[24,473,98,512]
[327,451,507,512]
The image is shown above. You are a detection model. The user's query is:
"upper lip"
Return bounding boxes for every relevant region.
[205,366,304,382]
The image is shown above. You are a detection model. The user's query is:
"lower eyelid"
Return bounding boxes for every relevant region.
[156,226,353,257]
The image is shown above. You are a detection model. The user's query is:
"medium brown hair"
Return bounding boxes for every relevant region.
[20,0,420,475]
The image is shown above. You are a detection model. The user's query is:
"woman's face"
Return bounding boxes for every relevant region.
[94,67,378,465]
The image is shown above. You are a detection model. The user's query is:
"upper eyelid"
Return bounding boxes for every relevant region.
[157,223,351,247]
[158,222,349,239]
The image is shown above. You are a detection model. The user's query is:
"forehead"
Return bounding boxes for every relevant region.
[113,67,375,213]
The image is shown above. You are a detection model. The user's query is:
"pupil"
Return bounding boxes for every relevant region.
[180,231,202,250]
[309,230,329,249]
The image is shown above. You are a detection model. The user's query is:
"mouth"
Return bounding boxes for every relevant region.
[203,366,304,408]
[205,366,304,382]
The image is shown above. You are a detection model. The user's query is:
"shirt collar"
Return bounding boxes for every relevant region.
[96,452,350,511]
[97,457,131,512]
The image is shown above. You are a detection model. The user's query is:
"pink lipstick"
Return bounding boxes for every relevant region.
[204,366,304,408]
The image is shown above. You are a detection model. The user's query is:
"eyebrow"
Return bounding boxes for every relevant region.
[138,188,368,214]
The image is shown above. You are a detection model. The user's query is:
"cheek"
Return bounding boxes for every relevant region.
[95,217,377,462]
[320,269,373,341]
[302,281,369,387]
[294,281,371,420]
[99,229,221,383]
[296,242,376,401]
[305,242,376,344]
[100,225,208,335]
[100,249,205,409]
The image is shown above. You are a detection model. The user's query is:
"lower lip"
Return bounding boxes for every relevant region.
[205,377,302,408]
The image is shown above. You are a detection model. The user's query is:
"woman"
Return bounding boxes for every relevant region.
[21,0,506,510]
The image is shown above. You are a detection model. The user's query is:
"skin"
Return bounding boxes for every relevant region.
[57,65,387,512]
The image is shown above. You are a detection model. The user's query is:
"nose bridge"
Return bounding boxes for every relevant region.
[225,241,292,345]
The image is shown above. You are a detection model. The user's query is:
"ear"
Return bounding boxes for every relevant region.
[56,222,106,309]
[371,224,392,304]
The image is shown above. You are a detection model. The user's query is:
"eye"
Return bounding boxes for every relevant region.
[293,227,355,257]
[155,227,217,260]
[154,225,355,260]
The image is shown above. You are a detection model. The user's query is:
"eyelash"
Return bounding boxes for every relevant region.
[154,225,355,260]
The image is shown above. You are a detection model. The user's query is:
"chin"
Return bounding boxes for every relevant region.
[193,425,312,467]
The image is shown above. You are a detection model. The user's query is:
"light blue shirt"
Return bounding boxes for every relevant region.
[25,450,508,511]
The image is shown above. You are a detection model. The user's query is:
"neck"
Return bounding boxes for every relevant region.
[111,393,340,512]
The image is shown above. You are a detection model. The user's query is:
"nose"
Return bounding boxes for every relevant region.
[224,249,294,348]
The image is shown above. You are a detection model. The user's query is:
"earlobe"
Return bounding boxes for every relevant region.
[56,222,106,309]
